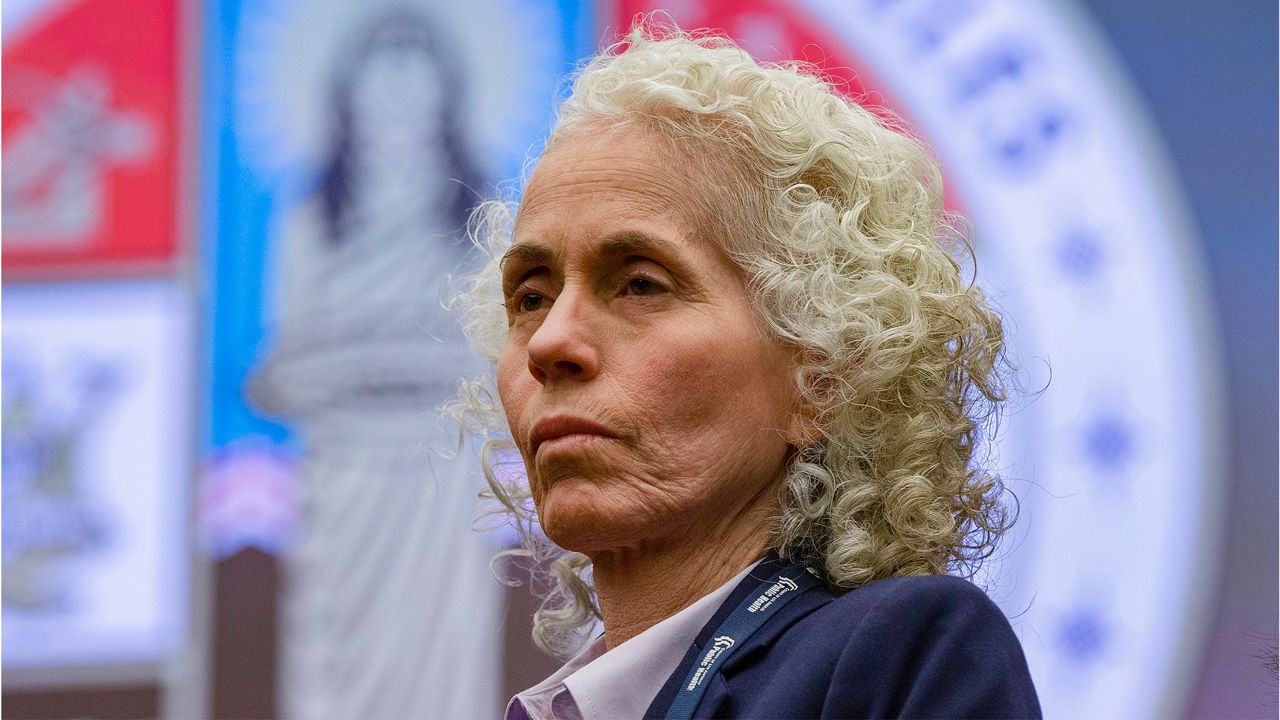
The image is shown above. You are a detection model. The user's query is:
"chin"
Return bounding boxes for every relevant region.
[536,488,650,555]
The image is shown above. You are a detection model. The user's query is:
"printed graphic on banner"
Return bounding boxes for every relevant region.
[204,2,595,718]
[1,0,179,276]
[4,353,118,613]
[2,280,192,668]
[205,0,593,556]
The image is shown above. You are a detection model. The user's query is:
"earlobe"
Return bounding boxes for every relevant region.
[784,380,826,449]
[785,355,827,449]
[786,406,825,449]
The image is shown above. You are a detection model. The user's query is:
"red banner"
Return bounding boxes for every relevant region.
[2,0,180,277]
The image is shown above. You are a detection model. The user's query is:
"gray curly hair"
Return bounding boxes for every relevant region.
[444,22,1011,658]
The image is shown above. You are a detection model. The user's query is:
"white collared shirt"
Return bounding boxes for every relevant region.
[505,562,759,720]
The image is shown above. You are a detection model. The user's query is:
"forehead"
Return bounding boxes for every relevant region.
[515,125,705,241]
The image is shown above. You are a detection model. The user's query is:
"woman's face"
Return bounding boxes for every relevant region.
[497,125,808,556]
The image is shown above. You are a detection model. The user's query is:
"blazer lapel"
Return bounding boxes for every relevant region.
[717,581,831,677]
[643,552,834,719]
[690,671,732,719]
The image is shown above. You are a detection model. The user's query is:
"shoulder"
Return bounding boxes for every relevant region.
[728,574,1041,718]
[817,573,1012,635]
[819,574,1040,718]
[775,574,1026,677]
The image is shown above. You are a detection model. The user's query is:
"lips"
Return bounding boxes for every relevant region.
[528,415,617,455]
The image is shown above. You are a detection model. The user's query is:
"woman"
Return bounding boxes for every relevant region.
[448,24,1041,719]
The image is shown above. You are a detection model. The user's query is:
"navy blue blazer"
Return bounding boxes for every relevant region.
[645,555,1041,719]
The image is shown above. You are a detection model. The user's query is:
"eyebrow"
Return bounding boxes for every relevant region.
[500,241,553,271]
[500,230,685,272]
[598,230,684,260]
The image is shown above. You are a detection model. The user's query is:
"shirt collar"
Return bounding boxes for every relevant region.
[506,560,760,720]
[505,638,604,720]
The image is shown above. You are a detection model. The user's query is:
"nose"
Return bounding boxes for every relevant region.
[525,287,600,385]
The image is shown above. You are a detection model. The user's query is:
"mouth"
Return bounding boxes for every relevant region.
[529,415,617,456]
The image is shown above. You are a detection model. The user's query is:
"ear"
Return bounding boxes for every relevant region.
[786,399,825,449]
[784,363,826,449]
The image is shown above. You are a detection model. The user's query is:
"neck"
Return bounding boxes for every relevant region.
[589,504,773,650]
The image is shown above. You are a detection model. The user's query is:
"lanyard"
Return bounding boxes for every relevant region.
[663,566,821,720]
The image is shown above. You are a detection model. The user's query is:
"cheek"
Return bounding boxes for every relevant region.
[498,341,548,503]
[636,329,791,452]
[496,341,531,438]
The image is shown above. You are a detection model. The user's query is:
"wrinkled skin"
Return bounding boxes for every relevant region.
[497,124,811,560]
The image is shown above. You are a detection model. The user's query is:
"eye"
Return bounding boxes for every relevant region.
[623,276,666,296]
[516,290,548,312]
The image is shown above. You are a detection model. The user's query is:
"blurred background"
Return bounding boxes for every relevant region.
[1,0,1274,718]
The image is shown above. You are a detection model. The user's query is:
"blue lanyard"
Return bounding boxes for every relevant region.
[663,567,821,720]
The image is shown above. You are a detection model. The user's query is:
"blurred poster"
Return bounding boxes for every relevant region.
[204,0,594,717]
[2,280,193,668]
[607,0,1223,717]
[1,0,180,278]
